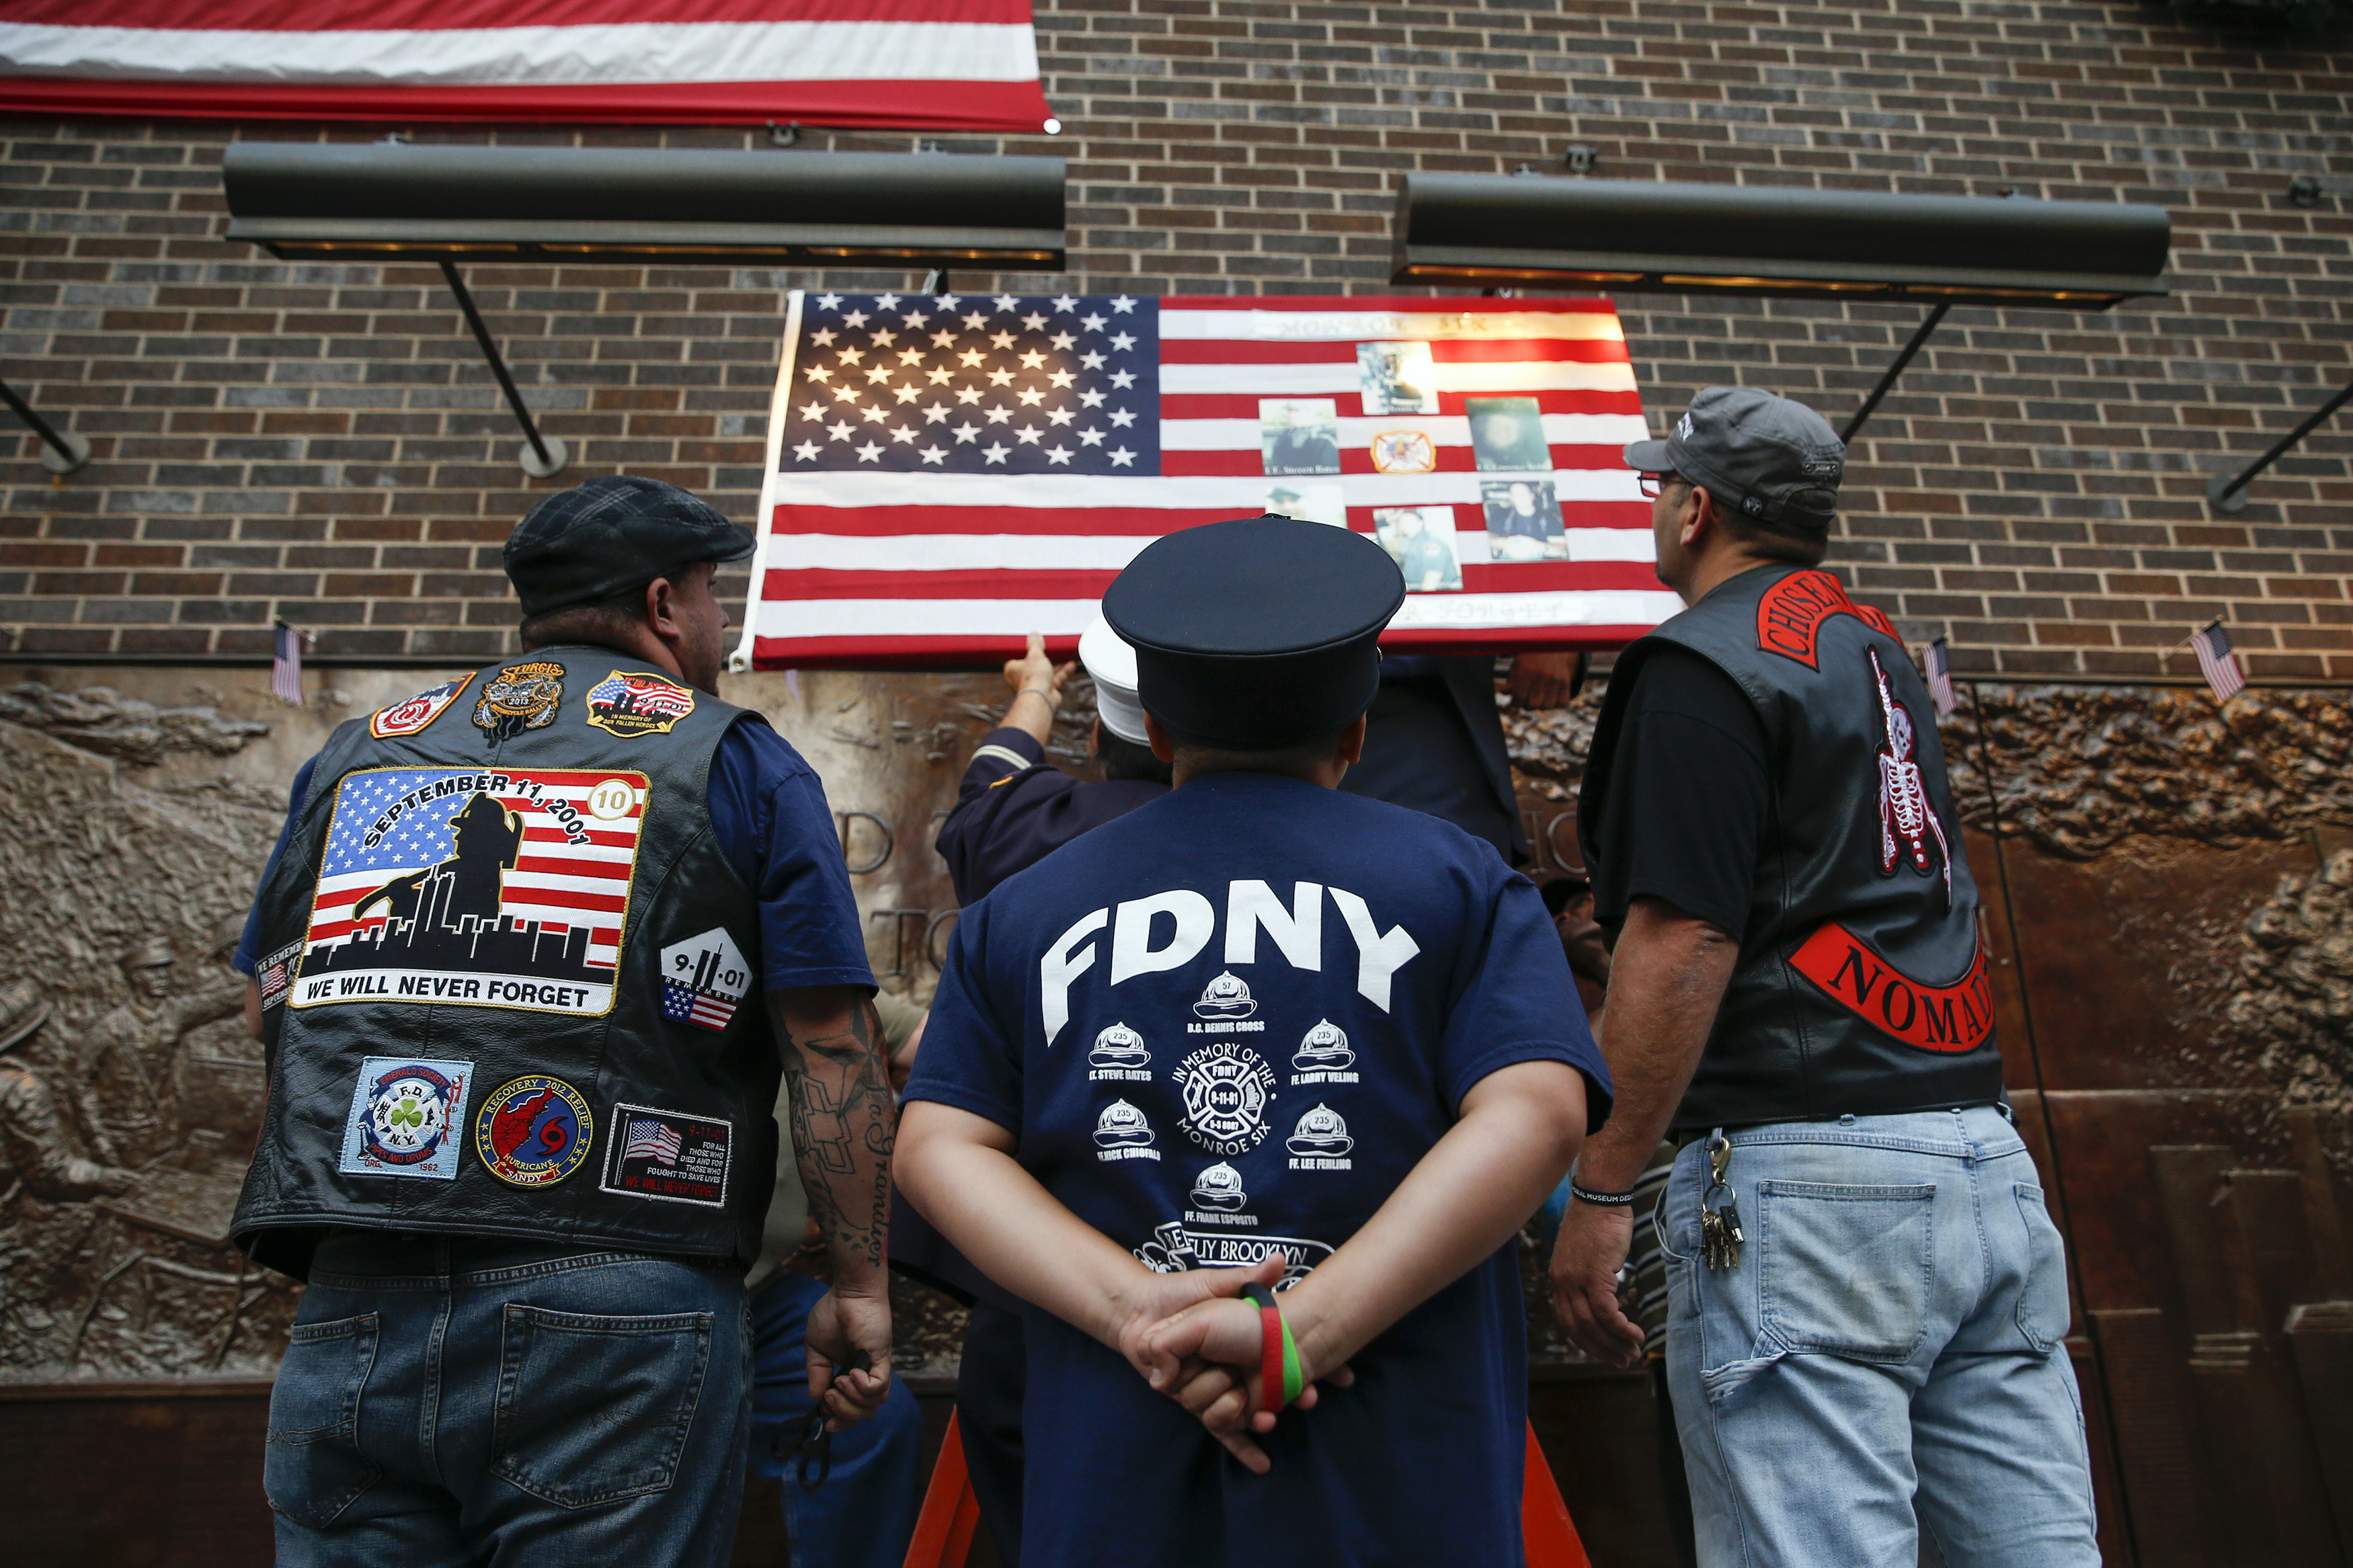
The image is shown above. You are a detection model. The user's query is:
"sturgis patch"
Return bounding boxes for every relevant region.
[475,661,564,743]
[584,669,696,739]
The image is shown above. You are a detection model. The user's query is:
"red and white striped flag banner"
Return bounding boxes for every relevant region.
[270,619,305,706]
[732,291,1677,670]
[2188,618,2247,704]
[0,0,1053,131]
[1922,635,1954,718]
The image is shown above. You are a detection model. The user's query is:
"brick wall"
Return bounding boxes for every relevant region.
[5,0,2352,678]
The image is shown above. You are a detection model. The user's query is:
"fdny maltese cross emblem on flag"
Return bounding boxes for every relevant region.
[660,926,751,1032]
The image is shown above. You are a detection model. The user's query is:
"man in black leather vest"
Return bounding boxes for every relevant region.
[229,477,893,1567]
[1549,391,2098,1567]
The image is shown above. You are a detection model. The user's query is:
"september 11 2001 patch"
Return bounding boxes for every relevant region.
[290,767,647,1018]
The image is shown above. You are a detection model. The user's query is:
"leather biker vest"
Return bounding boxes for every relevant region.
[232,645,781,1277]
[1581,565,2005,1129]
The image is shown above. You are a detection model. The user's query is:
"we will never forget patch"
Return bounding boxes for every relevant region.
[292,768,646,1018]
[602,1105,731,1208]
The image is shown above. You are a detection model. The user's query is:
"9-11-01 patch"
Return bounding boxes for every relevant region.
[601,1104,731,1208]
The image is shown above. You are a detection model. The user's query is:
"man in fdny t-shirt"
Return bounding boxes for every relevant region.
[898,516,1611,1568]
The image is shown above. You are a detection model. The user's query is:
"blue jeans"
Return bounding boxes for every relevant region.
[1661,1106,2100,1568]
[748,1273,923,1568]
[267,1233,751,1567]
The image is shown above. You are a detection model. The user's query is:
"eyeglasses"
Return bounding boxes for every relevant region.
[1636,472,1686,500]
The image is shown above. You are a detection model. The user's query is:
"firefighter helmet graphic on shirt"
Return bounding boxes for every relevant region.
[1291,1019,1353,1071]
[1193,971,1257,1020]
[1191,1161,1247,1210]
[1089,1022,1150,1069]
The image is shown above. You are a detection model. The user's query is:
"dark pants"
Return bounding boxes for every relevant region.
[267,1233,750,1568]
[748,1273,924,1568]
[957,1301,1028,1565]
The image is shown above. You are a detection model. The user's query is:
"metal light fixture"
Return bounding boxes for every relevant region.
[221,142,1066,475]
[1391,175,2168,309]
[221,141,1067,267]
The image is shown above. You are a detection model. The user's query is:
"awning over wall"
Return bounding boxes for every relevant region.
[0,0,1055,133]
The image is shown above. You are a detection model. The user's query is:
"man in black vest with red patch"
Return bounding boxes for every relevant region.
[1549,390,2098,1567]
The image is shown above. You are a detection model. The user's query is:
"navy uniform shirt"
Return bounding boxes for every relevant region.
[236,716,873,997]
[934,726,1169,905]
[1337,656,1527,865]
[908,773,1610,1568]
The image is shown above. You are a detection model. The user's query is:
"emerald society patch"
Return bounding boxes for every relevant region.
[339,1056,471,1180]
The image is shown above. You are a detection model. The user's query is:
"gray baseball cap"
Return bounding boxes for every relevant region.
[1624,386,1845,536]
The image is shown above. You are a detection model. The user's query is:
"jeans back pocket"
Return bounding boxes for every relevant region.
[264,1311,381,1529]
[2013,1182,2073,1352]
[1758,1179,1936,1362]
[492,1305,714,1509]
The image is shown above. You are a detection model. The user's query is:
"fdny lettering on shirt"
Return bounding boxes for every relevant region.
[369,675,473,739]
[1755,569,1901,669]
[1790,921,1993,1054]
[290,767,647,1019]
[1038,879,1421,1046]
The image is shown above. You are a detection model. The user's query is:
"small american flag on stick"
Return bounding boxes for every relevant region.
[2189,619,2247,704]
[270,620,305,706]
[1923,636,1955,718]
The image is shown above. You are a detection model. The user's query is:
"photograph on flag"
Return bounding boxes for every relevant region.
[732,292,1681,669]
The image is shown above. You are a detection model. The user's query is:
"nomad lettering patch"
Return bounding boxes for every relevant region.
[1790,922,1993,1055]
[475,1074,593,1187]
[1755,570,1901,669]
[339,1056,472,1180]
[289,767,647,1019]
[585,669,696,739]
[602,1104,732,1208]
[474,661,564,742]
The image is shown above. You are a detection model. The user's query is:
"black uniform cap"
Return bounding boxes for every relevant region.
[1102,514,1406,751]
[504,474,756,618]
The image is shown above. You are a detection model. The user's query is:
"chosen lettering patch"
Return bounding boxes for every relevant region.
[600,1104,732,1208]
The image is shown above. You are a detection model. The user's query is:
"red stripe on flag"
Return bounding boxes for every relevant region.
[0,0,1035,26]
[1156,339,1630,367]
[1158,294,1621,315]
[1160,445,1635,478]
[750,623,1665,666]
[0,76,1050,130]
[1160,391,1638,420]
[769,505,1240,538]
[757,561,1663,600]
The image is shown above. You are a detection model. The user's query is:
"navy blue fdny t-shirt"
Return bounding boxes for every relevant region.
[907,772,1609,1568]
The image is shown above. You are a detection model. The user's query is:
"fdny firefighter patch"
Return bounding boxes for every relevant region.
[659,926,750,1032]
[370,675,472,739]
[475,1073,594,1187]
[1868,647,1952,906]
[339,1056,472,1180]
[474,661,564,742]
[288,767,647,1019]
[585,669,696,739]
[1755,570,1901,669]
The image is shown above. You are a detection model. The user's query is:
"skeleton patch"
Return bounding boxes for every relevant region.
[1869,647,1951,907]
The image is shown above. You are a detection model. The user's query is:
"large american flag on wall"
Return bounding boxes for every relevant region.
[734,292,1677,669]
[0,0,1052,131]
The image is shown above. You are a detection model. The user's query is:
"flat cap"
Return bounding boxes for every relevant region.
[504,475,755,618]
[1102,515,1405,751]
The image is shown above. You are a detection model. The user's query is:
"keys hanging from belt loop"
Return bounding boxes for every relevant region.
[1699,1130,1745,1271]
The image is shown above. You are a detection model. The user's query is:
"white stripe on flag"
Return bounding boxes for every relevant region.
[1158,413,1649,451]
[1159,360,1637,397]
[1158,309,1626,343]
[760,527,1656,573]
[765,469,1644,509]
[750,589,1684,641]
[0,20,1041,87]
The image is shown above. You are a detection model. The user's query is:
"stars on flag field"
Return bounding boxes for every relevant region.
[781,293,1157,476]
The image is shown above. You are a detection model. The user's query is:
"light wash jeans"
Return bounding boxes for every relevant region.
[1661,1105,2100,1568]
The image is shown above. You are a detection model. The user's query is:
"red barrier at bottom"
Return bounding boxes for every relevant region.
[902,1410,1590,1568]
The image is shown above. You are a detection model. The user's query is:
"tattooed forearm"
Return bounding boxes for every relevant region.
[774,991,896,1280]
